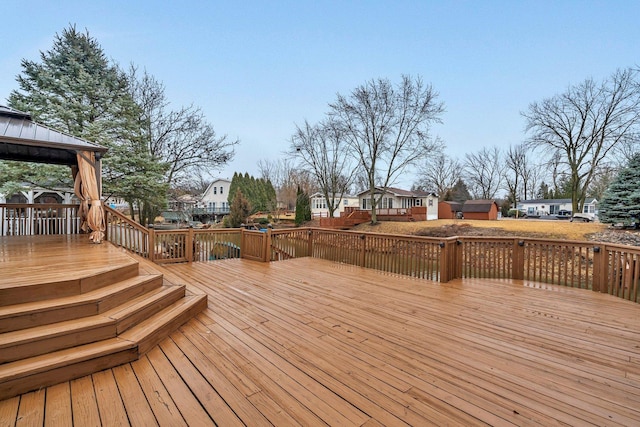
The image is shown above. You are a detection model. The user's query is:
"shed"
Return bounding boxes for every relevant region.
[438,201,463,219]
[462,200,499,220]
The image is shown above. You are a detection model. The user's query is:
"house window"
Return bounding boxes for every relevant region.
[344,199,349,206]
[211,202,216,211]
[428,199,433,207]
[362,199,368,210]
[213,187,217,195]
[220,186,224,194]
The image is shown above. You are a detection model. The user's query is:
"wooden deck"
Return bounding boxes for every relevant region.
[2,242,640,425]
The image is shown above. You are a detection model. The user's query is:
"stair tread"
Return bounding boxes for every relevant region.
[0,274,163,320]
[0,337,135,382]
[120,294,207,342]
[104,284,185,321]
[0,315,114,347]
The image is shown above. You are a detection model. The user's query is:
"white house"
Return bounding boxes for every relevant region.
[357,187,439,220]
[200,179,232,216]
[517,198,598,217]
[310,192,359,218]
[517,198,573,216]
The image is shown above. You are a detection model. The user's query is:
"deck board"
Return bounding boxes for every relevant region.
[2,237,640,425]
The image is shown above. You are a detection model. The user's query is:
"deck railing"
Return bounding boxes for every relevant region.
[104,205,150,258]
[9,206,637,304]
[0,204,81,236]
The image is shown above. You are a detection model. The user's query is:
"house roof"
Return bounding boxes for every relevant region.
[439,201,463,211]
[519,198,572,204]
[0,106,107,166]
[462,199,497,213]
[310,192,358,199]
[357,186,436,198]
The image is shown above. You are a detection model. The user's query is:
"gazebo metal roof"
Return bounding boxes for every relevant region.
[0,105,107,166]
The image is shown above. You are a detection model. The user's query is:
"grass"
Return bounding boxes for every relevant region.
[353,218,607,241]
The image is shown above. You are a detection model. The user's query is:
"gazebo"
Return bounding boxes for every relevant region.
[0,105,108,242]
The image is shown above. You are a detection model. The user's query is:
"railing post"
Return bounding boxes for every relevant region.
[440,238,461,283]
[592,245,607,293]
[102,207,109,242]
[307,229,314,258]
[512,239,525,280]
[360,234,366,267]
[240,228,246,259]
[186,226,194,263]
[264,228,272,262]
[148,225,156,262]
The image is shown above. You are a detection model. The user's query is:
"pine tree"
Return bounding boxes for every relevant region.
[295,186,311,226]
[225,189,251,228]
[599,154,640,226]
[7,25,168,224]
[228,172,276,214]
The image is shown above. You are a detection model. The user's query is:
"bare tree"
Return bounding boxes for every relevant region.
[503,144,530,206]
[258,158,317,211]
[414,151,459,196]
[522,68,640,213]
[464,146,504,199]
[290,119,356,217]
[329,75,444,222]
[128,67,238,187]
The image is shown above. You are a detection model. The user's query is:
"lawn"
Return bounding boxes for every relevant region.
[354,218,607,241]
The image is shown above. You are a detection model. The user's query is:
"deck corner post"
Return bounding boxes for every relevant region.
[360,233,367,267]
[512,239,525,280]
[439,237,462,283]
[592,245,607,293]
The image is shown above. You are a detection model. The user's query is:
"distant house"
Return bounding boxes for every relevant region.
[438,201,463,219]
[310,193,359,218]
[168,194,199,212]
[462,200,499,220]
[200,179,231,218]
[358,187,438,220]
[517,198,572,216]
[517,198,598,218]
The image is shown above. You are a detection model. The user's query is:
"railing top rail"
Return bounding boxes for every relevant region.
[0,203,79,208]
[104,205,148,233]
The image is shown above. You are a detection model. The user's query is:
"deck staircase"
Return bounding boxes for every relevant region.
[0,238,208,400]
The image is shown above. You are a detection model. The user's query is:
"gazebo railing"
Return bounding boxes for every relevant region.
[0,204,81,236]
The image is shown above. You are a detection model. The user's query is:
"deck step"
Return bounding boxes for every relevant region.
[0,315,116,364]
[0,274,164,333]
[0,260,139,307]
[0,237,208,401]
[105,284,187,334]
[0,284,187,364]
[0,293,208,400]
[120,293,208,355]
[0,338,137,401]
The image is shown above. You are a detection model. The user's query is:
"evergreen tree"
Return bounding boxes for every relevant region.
[444,178,471,202]
[225,189,251,228]
[228,172,276,214]
[7,25,167,224]
[599,153,640,226]
[295,186,311,226]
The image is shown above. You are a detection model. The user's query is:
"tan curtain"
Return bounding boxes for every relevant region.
[74,151,105,243]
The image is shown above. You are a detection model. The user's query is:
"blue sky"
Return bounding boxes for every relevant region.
[1,1,638,188]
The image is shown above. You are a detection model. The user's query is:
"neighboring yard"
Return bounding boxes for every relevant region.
[354,218,640,246]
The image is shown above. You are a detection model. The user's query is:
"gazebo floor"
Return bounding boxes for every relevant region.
[2,253,640,426]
